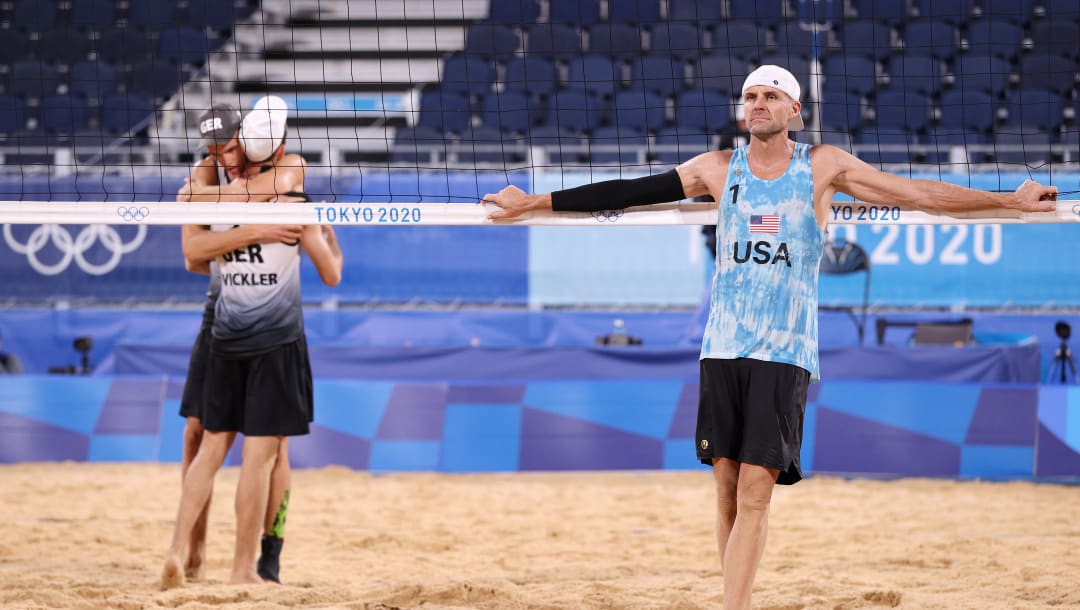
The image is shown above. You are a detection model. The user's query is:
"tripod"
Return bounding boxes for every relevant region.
[1047,340,1077,384]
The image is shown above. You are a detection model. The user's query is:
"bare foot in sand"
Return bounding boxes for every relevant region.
[161,554,185,590]
[228,569,264,585]
[184,557,205,581]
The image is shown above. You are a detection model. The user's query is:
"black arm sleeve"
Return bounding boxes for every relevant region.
[550,169,687,212]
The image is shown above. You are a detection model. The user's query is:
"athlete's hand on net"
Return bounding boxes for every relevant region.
[1012,179,1058,213]
[254,225,304,244]
[483,185,540,220]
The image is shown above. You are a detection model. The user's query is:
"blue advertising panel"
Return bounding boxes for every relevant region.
[821,172,1080,307]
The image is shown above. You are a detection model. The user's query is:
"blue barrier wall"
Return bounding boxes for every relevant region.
[1,374,1078,480]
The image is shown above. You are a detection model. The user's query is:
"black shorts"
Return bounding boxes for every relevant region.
[201,338,313,437]
[696,358,810,485]
[178,322,213,419]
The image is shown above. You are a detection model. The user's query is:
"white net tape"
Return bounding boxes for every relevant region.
[1,200,1078,226]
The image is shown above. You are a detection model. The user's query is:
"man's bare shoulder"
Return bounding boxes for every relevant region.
[683,149,733,172]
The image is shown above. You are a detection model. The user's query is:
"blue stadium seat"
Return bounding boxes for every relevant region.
[440,54,496,98]
[937,89,996,133]
[1042,0,1080,21]
[855,129,912,164]
[36,28,92,65]
[691,54,749,96]
[1017,53,1077,95]
[10,61,62,100]
[711,21,769,62]
[0,30,30,65]
[68,0,118,31]
[69,60,121,101]
[487,0,541,25]
[755,53,812,91]
[922,127,990,163]
[40,95,91,134]
[885,55,945,94]
[872,88,930,132]
[820,130,855,150]
[650,23,704,61]
[588,125,651,165]
[481,91,534,133]
[99,93,155,133]
[822,55,878,96]
[551,0,602,26]
[416,88,472,132]
[630,56,689,97]
[773,21,821,60]
[544,88,608,132]
[12,0,57,33]
[464,23,520,58]
[916,0,973,25]
[608,0,662,24]
[902,19,959,60]
[126,59,188,100]
[819,91,865,130]
[1003,89,1065,132]
[675,88,731,132]
[128,0,176,30]
[668,0,724,23]
[611,88,668,132]
[964,18,1023,61]
[587,24,642,60]
[528,125,588,165]
[0,94,29,135]
[952,54,1011,96]
[1060,129,1080,163]
[1029,21,1080,59]
[797,0,845,25]
[728,0,788,27]
[389,125,446,166]
[652,127,712,164]
[979,0,1035,25]
[455,126,516,165]
[504,56,559,97]
[566,55,624,96]
[993,128,1052,166]
[853,0,911,24]
[187,0,240,32]
[525,24,581,59]
[158,26,210,66]
[96,30,152,66]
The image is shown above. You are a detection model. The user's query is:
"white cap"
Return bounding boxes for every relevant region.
[741,65,804,131]
[241,95,288,163]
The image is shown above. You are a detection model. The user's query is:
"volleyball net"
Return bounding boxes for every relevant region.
[0,0,1077,204]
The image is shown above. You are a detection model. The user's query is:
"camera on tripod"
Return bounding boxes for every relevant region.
[1047,321,1076,385]
[47,336,93,375]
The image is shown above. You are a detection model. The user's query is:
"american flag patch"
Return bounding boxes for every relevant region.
[749,214,780,234]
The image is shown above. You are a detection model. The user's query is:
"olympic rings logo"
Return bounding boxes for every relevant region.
[592,209,623,222]
[1072,204,1080,217]
[116,206,150,222]
[2,224,148,276]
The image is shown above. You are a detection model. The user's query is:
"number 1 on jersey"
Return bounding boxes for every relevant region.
[729,184,740,205]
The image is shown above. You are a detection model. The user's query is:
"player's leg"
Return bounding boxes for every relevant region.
[230,435,282,584]
[721,463,780,610]
[258,438,291,583]
[712,457,740,567]
[180,416,212,579]
[161,429,237,589]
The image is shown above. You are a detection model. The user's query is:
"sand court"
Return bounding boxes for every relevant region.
[0,463,1077,609]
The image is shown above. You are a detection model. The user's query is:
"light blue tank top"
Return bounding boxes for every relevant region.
[701,142,825,380]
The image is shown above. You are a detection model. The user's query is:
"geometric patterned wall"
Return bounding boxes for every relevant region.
[1,375,1078,481]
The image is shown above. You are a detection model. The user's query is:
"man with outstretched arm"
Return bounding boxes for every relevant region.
[483,65,1057,610]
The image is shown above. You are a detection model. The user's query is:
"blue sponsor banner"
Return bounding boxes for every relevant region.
[1,172,529,303]
[1,171,1077,306]
[821,172,1080,307]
